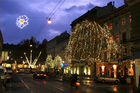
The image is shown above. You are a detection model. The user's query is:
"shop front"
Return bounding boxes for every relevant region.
[96,60,135,83]
[63,60,93,79]
[96,62,118,78]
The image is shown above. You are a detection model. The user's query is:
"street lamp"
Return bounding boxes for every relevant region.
[48,18,52,24]
[30,44,32,47]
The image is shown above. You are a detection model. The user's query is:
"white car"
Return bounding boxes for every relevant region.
[95,76,120,84]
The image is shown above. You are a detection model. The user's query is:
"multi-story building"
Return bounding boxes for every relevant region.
[47,31,70,61]
[69,1,140,78]
[0,29,3,64]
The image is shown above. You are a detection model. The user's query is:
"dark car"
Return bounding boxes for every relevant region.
[32,71,47,79]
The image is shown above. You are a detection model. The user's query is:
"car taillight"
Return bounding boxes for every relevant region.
[44,74,46,76]
[75,82,80,86]
[37,74,40,76]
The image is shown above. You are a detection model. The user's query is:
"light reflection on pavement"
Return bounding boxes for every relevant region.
[5,74,139,93]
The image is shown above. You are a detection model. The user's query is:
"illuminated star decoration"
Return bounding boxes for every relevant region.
[16,15,29,29]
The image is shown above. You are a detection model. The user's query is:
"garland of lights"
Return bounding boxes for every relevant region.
[65,20,121,63]
[46,55,63,69]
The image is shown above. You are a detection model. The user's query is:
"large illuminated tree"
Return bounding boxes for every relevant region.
[65,20,121,63]
[54,55,63,70]
[45,55,54,69]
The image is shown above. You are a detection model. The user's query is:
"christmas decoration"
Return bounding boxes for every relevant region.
[54,55,63,70]
[65,20,121,63]
[24,51,41,68]
[45,55,55,68]
[16,15,29,29]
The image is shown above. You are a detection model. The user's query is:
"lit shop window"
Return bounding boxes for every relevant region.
[122,18,126,25]
[109,23,112,30]
[116,34,120,43]
[129,15,132,23]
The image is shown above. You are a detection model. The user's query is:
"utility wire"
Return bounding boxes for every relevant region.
[48,0,62,18]
[49,0,66,18]
[47,0,66,19]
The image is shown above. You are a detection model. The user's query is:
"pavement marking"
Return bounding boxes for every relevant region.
[20,79,30,90]
[31,90,34,93]
[20,79,35,93]
[55,87,64,91]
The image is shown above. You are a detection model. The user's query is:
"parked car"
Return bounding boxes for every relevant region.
[95,76,120,84]
[32,71,47,79]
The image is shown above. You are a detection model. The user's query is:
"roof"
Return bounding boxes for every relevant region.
[48,31,70,45]
[71,2,117,27]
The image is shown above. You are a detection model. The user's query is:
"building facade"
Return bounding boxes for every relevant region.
[68,1,140,79]
[47,31,70,62]
[0,30,3,64]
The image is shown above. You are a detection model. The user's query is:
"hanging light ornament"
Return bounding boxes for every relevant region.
[47,0,65,24]
[48,18,52,24]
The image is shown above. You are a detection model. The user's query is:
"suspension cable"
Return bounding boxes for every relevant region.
[47,0,66,20]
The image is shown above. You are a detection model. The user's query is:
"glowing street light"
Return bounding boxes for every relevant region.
[48,18,52,24]
[30,44,32,47]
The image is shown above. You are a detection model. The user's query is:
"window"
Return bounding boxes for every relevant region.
[122,18,126,25]
[109,23,112,30]
[124,48,127,54]
[129,15,132,23]
[116,34,120,43]
[122,32,127,42]
[110,36,113,44]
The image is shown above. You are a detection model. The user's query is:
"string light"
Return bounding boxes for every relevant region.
[65,20,121,63]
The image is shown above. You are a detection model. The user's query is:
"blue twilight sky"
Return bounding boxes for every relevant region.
[0,0,124,44]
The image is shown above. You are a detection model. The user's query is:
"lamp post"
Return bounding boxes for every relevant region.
[30,44,32,66]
